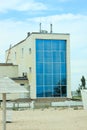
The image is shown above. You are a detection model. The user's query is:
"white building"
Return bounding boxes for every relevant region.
[0,63,29,100]
[5,31,71,99]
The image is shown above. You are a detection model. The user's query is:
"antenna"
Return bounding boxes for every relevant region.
[39,23,41,33]
[50,23,53,33]
[6,44,11,63]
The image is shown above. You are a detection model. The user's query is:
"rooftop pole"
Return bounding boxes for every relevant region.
[40,23,41,33]
[50,23,53,33]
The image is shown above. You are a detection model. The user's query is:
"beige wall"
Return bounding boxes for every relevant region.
[66,36,71,98]
[0,79,29,100]
[5,33,71,99]
[0,65,18,77]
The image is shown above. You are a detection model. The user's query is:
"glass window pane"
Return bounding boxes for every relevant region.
[61,63,66,74]
[36,39,43,50]
[44,86,52,97]
[44,63,52,73]
[61,74,66,85]
[52,40,60,50]
[53,74,60,85]
[44,52,52,62]
[44,40,51,50]
[44,74,52,85]
[60,51,66,62]
[36,74,43,85]
[53,63,60,74]
[36,51,43,62]
[61,85,67,97]
[60,40,66,50]
[53,85,61,97]
[53,52,60,62]
[36,86,44,97]
[36,63,43,73]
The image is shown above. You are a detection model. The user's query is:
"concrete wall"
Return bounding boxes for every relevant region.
[0,65,18,77]
[0,79,29,100]
[66,35,71,98]
[0,64,29,100]
[81,90,87,110]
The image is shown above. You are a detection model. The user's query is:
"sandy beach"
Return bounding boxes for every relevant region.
[0,108,87,130]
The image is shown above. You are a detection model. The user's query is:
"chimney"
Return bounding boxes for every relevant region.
[50,23,53,33]
[27,32,30,37]
[40,23,41,33]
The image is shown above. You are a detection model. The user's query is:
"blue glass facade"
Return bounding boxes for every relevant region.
[36,39,67,97]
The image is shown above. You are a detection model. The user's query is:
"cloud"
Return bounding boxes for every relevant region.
[0,13,87,90]
[0,0,47,13]
[29,13,86,23]
[0,0,19,12]
[58,0,72,2]
[16,1,47,11]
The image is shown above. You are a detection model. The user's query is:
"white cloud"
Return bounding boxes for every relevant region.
[0,13,87,90]
[58,0,72,2]
[0,0,19,12]
[0,0,47,13]
[16,1,47,11]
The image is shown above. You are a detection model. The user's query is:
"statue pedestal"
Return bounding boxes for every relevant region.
[81,89,87,110]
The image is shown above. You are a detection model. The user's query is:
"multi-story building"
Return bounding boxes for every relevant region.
[5,31,71,99]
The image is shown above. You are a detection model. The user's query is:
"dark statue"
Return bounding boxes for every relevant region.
[81,76,86,89]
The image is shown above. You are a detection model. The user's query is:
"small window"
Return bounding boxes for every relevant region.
[29,67,32,73]
[15,52,16,59]
[22,48,24,58]
[29,48,31,54]
[22,72,27,77]
[20,84,24,86]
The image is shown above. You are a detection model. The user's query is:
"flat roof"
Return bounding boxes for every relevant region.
[6,32,70,51]
[11,77,28,80]
[31,32,70,35]
[0,63,18,66]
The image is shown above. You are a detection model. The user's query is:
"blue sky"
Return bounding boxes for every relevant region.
[0,0,87,90]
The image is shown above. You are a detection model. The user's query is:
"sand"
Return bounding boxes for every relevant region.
[0,108,87,130]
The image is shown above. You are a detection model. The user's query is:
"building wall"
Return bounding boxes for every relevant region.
[66,36,71,98]
[0,65,29,100]
[0,65,18,77]
[6,35,36,98]
[6,33,71,99]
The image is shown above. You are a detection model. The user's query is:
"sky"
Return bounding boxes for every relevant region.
[0,0,87,91]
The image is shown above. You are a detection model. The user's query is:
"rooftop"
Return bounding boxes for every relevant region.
[6,31,70,51]
[0,63,17,66]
